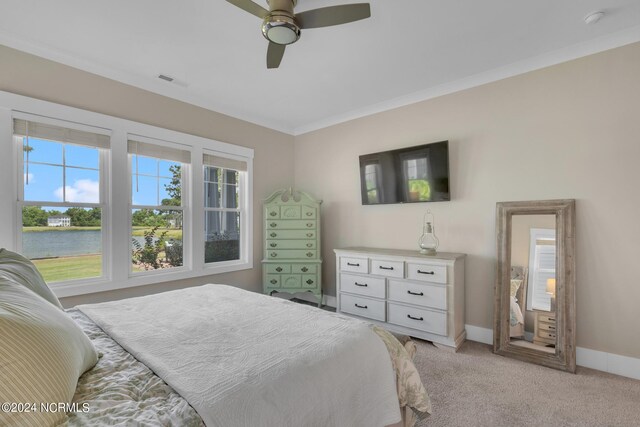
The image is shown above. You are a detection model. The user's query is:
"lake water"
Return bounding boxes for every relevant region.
[22,230,175,259]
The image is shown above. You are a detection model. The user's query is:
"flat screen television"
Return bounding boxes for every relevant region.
[359,141,450,205]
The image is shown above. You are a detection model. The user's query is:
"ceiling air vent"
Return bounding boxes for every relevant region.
[158,74,175,82]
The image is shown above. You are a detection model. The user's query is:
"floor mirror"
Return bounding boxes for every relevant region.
[494,199,576,373]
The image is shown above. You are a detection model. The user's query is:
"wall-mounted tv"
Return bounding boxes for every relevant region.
[359,141,450,205]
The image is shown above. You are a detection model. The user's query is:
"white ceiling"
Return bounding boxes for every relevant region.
[1,0,639,135]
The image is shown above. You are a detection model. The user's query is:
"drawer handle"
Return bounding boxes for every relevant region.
[271,252,277,257]
[306,243,313,248]
[306,279,314,285]
[270,222,277,227]
[548,318,556,322]
[407,290,424,296]
[270,279,277,284]
[306,223,313,227]
[548,326,556,330]
[270,211,277,217]
[379,266,394,270]
[301,267,309,272]
[306,212,313,216]
[347,262,360,267]
[355,303,368,309]
[417,270,435,275]
[270,232,277,238]
[275,267,283,272]
[270,243,277,248]
[306,252,313,257]
[354,282,368,287]
[306,233,313,237]
[407,314,424,321]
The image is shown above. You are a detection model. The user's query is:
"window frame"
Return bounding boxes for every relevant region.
[202,154,248,268]
[13,113,111,286]
[0,90,254,298]
[526,228,556,312]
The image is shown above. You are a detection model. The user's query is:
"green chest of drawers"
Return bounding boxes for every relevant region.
[263,189,322,306]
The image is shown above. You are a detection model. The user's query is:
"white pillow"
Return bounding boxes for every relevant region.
[0,278,98,426]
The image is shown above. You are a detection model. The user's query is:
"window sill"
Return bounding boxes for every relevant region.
[50,260,253,298]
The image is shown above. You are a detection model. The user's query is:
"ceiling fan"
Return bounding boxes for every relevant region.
[225,0,371,69]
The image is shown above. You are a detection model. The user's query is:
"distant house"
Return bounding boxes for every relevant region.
[47,215,71,227]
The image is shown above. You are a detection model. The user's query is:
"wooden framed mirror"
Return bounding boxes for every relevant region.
[494,199,576,373]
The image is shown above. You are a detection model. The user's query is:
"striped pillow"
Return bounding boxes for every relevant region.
[0,278,98,427]
[0,248,63,309]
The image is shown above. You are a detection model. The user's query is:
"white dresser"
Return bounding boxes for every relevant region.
[334,247,466,351]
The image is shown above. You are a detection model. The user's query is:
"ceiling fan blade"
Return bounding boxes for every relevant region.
[225,0,269,19]
[267,42,286,69]
[296,3,371,29]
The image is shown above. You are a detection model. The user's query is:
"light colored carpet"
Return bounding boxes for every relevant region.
[413,340,640,427]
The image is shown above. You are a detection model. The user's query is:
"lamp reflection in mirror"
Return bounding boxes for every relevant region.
[546,278,556,311]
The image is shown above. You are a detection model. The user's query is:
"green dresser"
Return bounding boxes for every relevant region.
[263,189,322,306]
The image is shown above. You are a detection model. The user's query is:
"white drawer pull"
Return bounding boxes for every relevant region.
[407,314,424,321]
[347,262,360,267]
[417,269,435,275]
[379,266,394,270]
[354,282,368,287]
[407,290,424,296]
[355,303,368,309]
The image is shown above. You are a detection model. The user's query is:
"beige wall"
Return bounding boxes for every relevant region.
[294,42,640,358]
[0,45,295,307]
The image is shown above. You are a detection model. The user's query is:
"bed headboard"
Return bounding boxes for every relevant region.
[510,266,528,314]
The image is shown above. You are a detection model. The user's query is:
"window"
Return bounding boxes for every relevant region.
[526,228,556,312]
[14,117,109,284]
[363,162,381,204]
[2,91,253,298]
[129,138,190,273]
[203,153,246,264]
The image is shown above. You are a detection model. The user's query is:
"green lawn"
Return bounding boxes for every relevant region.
[23,226,101,232]
[32,254,103,283]
[131,227,182,239]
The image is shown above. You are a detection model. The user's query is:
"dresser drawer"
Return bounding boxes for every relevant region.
[341,273,386,299]
[302,205,316,219]
[371,259,404,278]
[267,250,317,260]
[280,205,301,219]
[265,264,290,274]
[302,274,319,289]
[267,230,316,240]
[266,220,316,230]
[266,274,281,287]
[538,313,556,324]
[388,280,447,310]
[340,257,368,274]
[340,294,385,322]
[266,206,280,219]
[292,264,317,274]
[406,263,447,284]
[266,240,316,250]
[281,275,301,288]
[387,303,447,336]
[538,321,557,333]
[537,330,556,340]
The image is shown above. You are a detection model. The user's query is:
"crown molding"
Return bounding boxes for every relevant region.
[2,24,639,137]
[292,24,640,136]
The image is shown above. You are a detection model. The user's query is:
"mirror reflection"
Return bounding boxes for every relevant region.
[509,214,556,354]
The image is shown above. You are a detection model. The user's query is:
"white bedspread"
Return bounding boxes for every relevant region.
[78,284,400,427]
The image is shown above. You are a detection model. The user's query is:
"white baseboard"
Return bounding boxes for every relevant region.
[465,324,640,381]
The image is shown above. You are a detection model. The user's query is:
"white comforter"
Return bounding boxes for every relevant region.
[78,284,400,427]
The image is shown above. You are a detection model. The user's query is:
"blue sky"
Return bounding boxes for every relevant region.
[23,138,179,207]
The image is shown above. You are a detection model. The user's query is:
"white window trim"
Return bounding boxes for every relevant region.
[0,90,254,298]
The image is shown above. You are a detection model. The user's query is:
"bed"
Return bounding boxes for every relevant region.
[0,249,431,427]
[509,266,528,338]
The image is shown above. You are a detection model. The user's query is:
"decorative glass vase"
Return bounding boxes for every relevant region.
[418,211,439,255]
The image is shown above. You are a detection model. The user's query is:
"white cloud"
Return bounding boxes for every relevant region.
[54,179,99,203]
[24,173,35,183]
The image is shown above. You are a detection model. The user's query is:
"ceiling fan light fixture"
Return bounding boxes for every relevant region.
[262,15,300,45]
